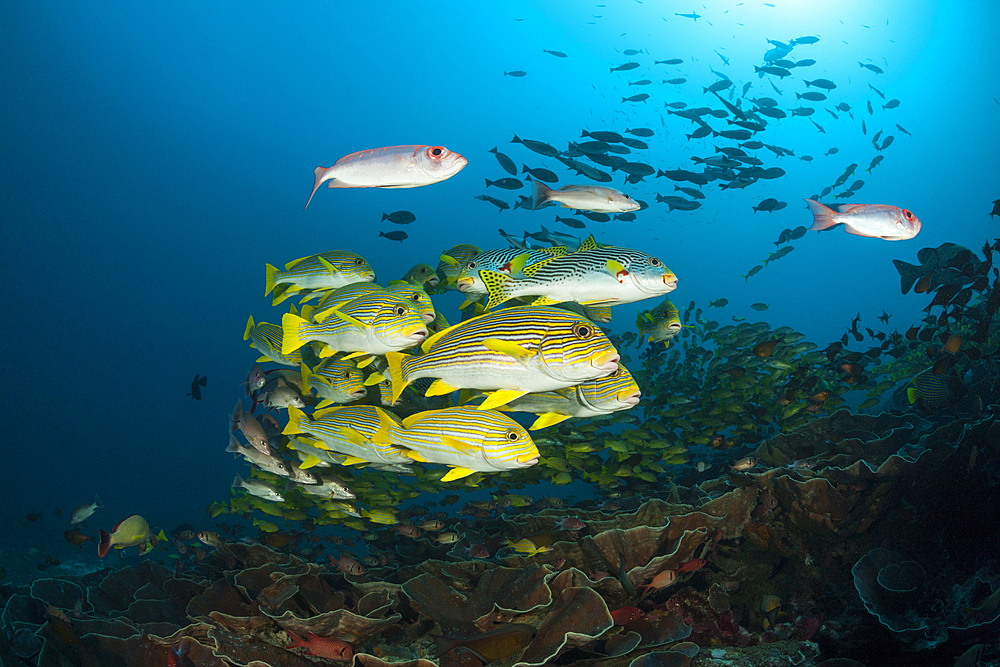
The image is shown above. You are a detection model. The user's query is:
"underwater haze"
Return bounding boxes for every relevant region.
[2,1,1000,665]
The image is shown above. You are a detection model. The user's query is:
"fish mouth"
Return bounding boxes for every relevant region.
[456,277,474,292]
[517,454,540,465]
[618,390,641,406]
[422,313,436,324]
[662,273,678,290]
[407,328,429,342]
[350,389,368,399]
[592,351,621,372]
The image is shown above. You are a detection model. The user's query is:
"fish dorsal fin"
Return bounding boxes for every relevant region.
[540,245,568,257]
[478,388,529,411]
[313,406,342,418]
[520,256,557,278]
[530,412,573,430]
[482,338,536,365]
[577,235,599,252]
[421,322,460,353]
[284,255,309,270]
[401,410,432,429]
[441,466,478,482]
[441,436,477,455]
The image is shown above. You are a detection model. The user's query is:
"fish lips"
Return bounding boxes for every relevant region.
[592,351,621,373]
[405,327,429,343]
[617,390,642,406]
[455,277,475,292]
[662,272,679,290]
[516,454,540,465]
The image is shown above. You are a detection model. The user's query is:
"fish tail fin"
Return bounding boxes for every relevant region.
[304,166,328,210]
[284,406,307,434]
[93,494,102,508]
[385,352,412,405]
[243,316,255,341]
[532,180,553,210]
[281,312,309,354]
[232,475,245,490]
[485,178,493,188]
[225,435,241,456]
[804,199,839,231]
[285,630,306,650]
[299,363,314,392]
[891,259,921,295]
[264,264,280,296]
[98,530,112,558]
[430,635,457,659]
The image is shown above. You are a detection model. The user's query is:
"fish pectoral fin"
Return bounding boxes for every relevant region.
[354,355,376,368]
[507,252,531,275]
[299,455,323,469]
[318,345,337,358]
[479,388,529,411]
[530,296,562,306]
[482,338,536,364]
[404,449,430,463]
[479,270,514,310]
[530,412,573,430]
[340,456,369,466]
[425,378,460,397]
[338,426,368,446]
[316,256,338,275]
[441,466,478,482]
[329,309,367,329]
[520,257,556,278]
[316,399,334,408]
[363,371,385,386]
[606,259,628,281]
[441,436,477,455]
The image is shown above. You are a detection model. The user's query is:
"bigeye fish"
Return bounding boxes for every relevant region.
[455,247,567,299]
[636,298,683,345]
[532,181,640,213]
[265,250,375,304]
[305,145,468,209]
[436,244,482,290]
[281,293,428,360]
[804,199,921,240]
[70,494,103,525]
[244,317,303,367]
[98,515,152,558]
[376,407,539,481]
[301,358,368,407]
[498,363,641,429]
[284,405,411,468]
[385,306,621,410]
[479,236,677,310]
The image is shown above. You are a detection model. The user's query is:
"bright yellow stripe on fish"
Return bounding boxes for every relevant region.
[265,251,375,294]
[244,316,302,367]
[281,293,427,356]
[577,364,639,404]
[283,406,410,465]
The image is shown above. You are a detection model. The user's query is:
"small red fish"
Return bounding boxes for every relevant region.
[677,558,706,573]
[610,606,645,625]
[328,555,365,576]
[554,517,586,531]
[286,630,354,661]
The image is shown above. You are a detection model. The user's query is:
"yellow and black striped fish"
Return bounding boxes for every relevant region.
[385,306,620,410]
[375,406,539,481]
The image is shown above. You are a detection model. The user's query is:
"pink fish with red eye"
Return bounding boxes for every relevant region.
[305,145,467,209]
[804,199,921,240]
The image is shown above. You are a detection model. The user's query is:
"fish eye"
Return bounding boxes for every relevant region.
[505,429,520,441]
[430,146,444,157]
[467,261,477,270]
[648,257,662,267]
[342,371,350,379]
[903,209,913,220]
[624,195,632,200]
[573,323,594,339]
[394,306,407,316]
[610,368,620,377]
[354,258,365,266]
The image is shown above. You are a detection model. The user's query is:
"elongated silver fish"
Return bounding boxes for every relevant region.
[805,199,921,240]
[385,306,620,410]
[305,145,468,209]
[532,181,640,213]
[232,475,284,502]
[479,236,677,310]
[226,434,291,477]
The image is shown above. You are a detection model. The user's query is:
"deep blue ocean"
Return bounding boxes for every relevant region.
[2,0,998,595]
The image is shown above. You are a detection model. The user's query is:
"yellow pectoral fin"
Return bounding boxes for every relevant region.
[364,371,385,386]
[479,388,529,411]
[405,449,430,463]
[507,252,531,275]
[907,387,917,404]
[425,378,460,397]
[341,456,369,466]
[318,345,336,358]
[316,399,334,408]
[256,355,271,362]
[354,355,375,369]
[441,436,477,455]
[338,426,368,446]
[530,412,573,430]
[330,309,367,329]
[606,259,627,281]
[341,350,366,360]
[482,338,536,365]
[317,256,339,276]
[299,455,323,469]
[441,466,478,482]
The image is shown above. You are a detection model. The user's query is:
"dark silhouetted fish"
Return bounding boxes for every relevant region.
[187,374,207,400]
[378,231,408,241]
[381,211,416,225]
[489,147,517,175]
[543,50,567,57]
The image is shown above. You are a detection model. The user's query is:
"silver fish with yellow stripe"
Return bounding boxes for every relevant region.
[265,251,375,303]
[385,305,620,410]
[479,236,677,310]
[282,293,428,360]
[455,247,567,299]
[300,358,372,407]
[636,298,683,346]
[375,407,539,481]
[496,363,641,429]
[244,316,302,367]
[284,405,412,468]
[309,282,436,325]
[436,244,481,290]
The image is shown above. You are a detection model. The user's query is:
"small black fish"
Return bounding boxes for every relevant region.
[543,49,567,57]
[489,147,517,175]
[991,199,1000,219]
[476,194,510,212]
[555,216,586,229]
[504,70,527,77]
[381,211,415,225]
[378,231,408,242]
[485,177,524,190]
[187,374,207,400]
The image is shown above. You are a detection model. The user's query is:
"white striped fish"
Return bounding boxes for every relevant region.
[300,358,369,408]
[282,293,428,359]
[284,406,411,467]
[265,251,375,304]
[244,316,302,367]
[497,364,641,429]
[455,247,567,299]
[309,282,436,324]
[375,407,539,481]
[385,306,620,410]
[480,237,677,310]
[636,298,683,345]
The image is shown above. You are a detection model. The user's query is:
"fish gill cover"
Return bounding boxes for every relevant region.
[2,2,1000,666]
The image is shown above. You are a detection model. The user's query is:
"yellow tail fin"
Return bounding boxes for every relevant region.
[281,312,309,354]
[385,352,411,404]
[265,264,279,296]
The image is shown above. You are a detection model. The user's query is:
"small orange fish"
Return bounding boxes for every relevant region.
[610,606,644,625]
[638,569,677,593]
[286,630,354,661]
[677,558,707,573]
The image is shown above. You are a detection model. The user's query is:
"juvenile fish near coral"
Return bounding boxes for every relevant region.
[805,199,921,240]
[305,145,467,209]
